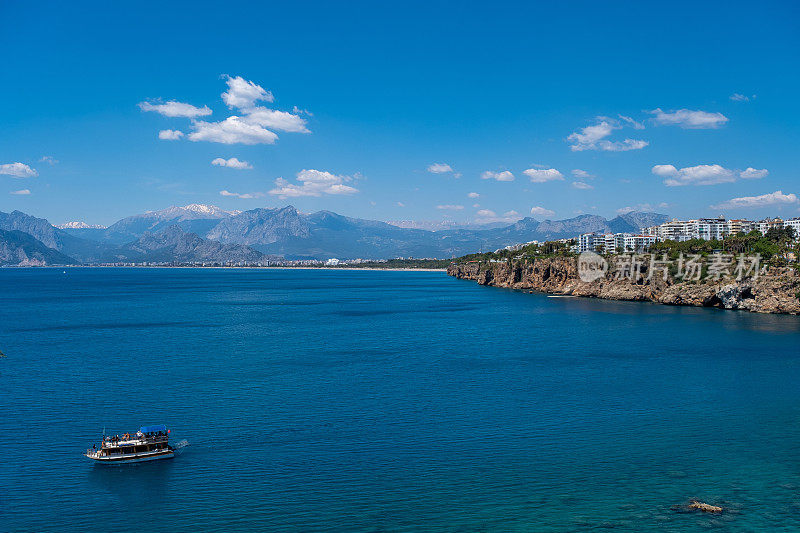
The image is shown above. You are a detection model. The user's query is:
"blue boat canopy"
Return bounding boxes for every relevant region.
[139,424,167,434]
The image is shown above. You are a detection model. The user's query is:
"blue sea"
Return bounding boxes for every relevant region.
[1,268,800,531]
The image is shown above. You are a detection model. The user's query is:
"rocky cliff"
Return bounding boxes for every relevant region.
[448,257,800,314]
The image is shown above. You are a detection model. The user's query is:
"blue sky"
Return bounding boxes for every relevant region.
[1,0,798,226]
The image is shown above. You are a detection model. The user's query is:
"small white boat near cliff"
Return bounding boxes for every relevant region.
[84,424,186,464]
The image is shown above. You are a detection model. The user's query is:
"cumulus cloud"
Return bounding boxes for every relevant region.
[572,181,593,190]
[572,169,594,179]
[39,155,58,165]
[396,201,405,207]
[158,129,184,140]
[189,116,278,145]
[740,167,768,179]
[10,189,31,195]
[524,168,564,183]
[467,192,480,198]
[243,107,309,133]
[268,169,359,198]
[146,76,309,146]
[567,119,648,152]
[436,204,464,210]
[212,157,252,170]
[711,190,798,210]
[652,164,737,186]
[0,162,38,178]
[530,206,555,218]
[475,209,521,224]
[730,93,755,102]
[138,100,212,118]
[219,189,263,199]
[648,108,728,129]
[481,170,514,181]
[427,163,453,174]
[653,164,767,186]
[221,75,274,110]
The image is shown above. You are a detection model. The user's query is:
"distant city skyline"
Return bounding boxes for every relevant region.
[1,1,798,226]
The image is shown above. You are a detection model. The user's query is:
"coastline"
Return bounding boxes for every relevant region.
[448,257,800,315]
[1,265,447,272]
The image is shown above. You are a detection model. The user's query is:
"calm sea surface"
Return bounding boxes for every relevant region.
[1,268,800,531]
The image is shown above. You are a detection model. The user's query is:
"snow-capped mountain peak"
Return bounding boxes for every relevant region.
[56,221,107,229]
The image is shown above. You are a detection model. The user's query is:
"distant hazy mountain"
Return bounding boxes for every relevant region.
[386,220,508,231]
[0,229,78,266]
[2,206,670,263]
[93,204,240,244]
[608,212,670,233]
[105,225,271,264]
[0,210,111,263]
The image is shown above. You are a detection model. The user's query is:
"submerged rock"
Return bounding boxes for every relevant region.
[688,500,723,513]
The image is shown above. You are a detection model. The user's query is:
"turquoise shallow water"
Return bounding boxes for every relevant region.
[1,267,800,531]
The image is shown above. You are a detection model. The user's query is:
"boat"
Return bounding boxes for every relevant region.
[84,424,175,464]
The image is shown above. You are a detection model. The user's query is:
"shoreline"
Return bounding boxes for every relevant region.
[448,258,800,315]
[1,265,448,272]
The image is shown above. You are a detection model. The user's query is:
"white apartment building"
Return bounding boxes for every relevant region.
[757,218,784,235]
[726,219,755,235]
[623,234,657,252]
[645,217,761,242]
[578,233,604,253]
[579,232,654,253]
[783,218,800,240]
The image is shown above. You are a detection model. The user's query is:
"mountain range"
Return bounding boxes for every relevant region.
[0,204,669,266]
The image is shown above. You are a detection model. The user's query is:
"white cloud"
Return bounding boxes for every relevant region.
[567,119,648,152]
[39,155,58,165]
[10,189,31,195]
[292,106,313,116]
[572,169,594,179]
[219,189,263,199]
[221,75,273,110]
[158,129,185,140]
[481,170,514,181]
[138,100,212,118]
[711,190,798,210]
[648,108,728,129]
[730,93,754,102]
[740,167,768,179]
[530,206,555,218]
[467,192,480,198]
[212,157,253,170]
[396,201,405,207]
[572,181,593,190]
[436,204,464,210]
[189,116,278,145]
[475,209,521,224]
[472,203,480,208]
[243,107,309,133]
[146,76,309,146]
[0,162,38,178]
[268,169,359,198]
[616,203,667,214]
[524,168,564,183]
[427,163,453,174]
[652,164,737,186]
[618,115,645,129]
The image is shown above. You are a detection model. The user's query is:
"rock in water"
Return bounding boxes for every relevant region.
[688,500,723,513]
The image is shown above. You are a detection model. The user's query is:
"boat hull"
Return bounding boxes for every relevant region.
[85,450,174,464]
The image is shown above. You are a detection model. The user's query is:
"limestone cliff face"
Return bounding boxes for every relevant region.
[447,258,800,315]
